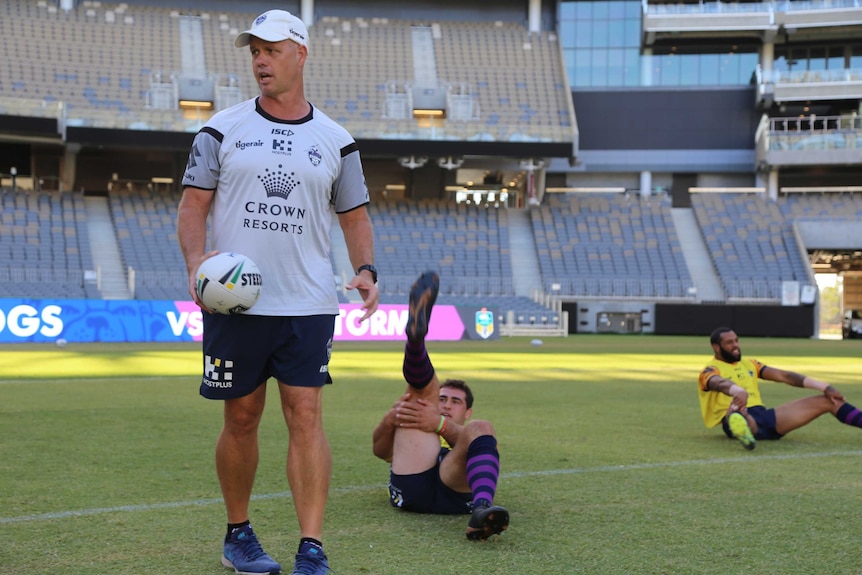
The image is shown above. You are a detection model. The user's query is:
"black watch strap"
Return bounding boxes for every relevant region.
[357,264,378,284]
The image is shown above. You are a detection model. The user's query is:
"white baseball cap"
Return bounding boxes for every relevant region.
[234,10,309,49]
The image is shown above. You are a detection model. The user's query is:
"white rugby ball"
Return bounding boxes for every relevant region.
[195,252,262,315]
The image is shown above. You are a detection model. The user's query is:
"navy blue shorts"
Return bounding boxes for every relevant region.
[199,313,335,400]
[388,449,472,515]
[722,405,784,440]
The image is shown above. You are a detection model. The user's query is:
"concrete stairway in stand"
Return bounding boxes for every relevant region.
[507,207,543,298]
[85,196,131,299]
[671,207,724,302]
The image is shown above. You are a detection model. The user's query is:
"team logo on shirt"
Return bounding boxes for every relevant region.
[308,145,322,167]
[258,164,300,200]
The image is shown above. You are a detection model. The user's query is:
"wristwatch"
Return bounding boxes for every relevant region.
[357,264,378,284]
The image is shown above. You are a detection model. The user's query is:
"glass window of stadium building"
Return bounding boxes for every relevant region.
[559,1,861,89]
[554,0,765,200]
[558,0,759,88]
[555,0,862,201]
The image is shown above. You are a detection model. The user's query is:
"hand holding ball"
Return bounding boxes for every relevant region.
[195,252,262,314]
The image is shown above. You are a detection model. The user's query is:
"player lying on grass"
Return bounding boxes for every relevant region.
[372,270,509,540]
[698,326,862,450]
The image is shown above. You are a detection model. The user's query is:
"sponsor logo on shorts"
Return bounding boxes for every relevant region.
[389,485,404,508]
[203,354,233,388]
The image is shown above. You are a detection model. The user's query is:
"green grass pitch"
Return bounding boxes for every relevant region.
[1,335,861,574]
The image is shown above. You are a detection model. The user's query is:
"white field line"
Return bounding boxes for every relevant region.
[3,449,861,525]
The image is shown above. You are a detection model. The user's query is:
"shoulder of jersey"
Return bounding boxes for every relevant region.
[208,98,258,131]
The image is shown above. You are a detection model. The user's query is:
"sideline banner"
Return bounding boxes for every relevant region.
[0,299,499,343]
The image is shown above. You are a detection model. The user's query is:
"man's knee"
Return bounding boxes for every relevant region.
[404,377,439,401]
[224,394,266,433]
[464,419,496,441]
[799,395,837,416]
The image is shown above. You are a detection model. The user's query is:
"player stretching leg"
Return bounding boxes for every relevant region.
[374,270,509,540]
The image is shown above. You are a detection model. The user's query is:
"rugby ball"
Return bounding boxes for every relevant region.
[195,252,262,314]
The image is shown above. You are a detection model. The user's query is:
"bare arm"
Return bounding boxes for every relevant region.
[177,186,217,309]
[338,206,378,321]
[760,366,845,403]
[705,374,750,413]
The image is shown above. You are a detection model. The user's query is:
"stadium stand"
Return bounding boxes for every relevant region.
[4,0,857,338]
[304,17,414,131]
[0,187,96,299]
[426,20,572,142]
[368,198,561,328]
[0,2,573,143]
[691,193,813,300]
[530,193,695,299]
[109,183,354,303]
[371,198,514,298]
[11,183,836,313]
[107,184,187,300]
[780,192,862,220]
[0,1,184,127]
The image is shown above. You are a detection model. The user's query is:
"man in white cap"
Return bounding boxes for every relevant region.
[178,8,378,575]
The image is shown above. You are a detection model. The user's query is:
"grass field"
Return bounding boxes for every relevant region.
[2,335,862,575]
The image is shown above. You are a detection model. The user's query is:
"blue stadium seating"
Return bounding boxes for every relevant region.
[691,193,813,300]
[4,186,856,311]
[370,199,514,297]
[108,185,187,300]
[0,188,95,298]
[531,193,695,298]
[0,2,573,142]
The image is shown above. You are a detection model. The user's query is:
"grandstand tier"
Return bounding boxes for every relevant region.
[1,0,860,337]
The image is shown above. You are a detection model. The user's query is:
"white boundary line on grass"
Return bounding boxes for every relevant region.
[3,449,861,525]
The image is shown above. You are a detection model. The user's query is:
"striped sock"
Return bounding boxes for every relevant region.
[402,340,434,389]
[466,435,500,506]
[836,403,862,428]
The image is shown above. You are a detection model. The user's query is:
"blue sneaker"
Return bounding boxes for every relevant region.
[222,524,282,575]
[291,541,330,575]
